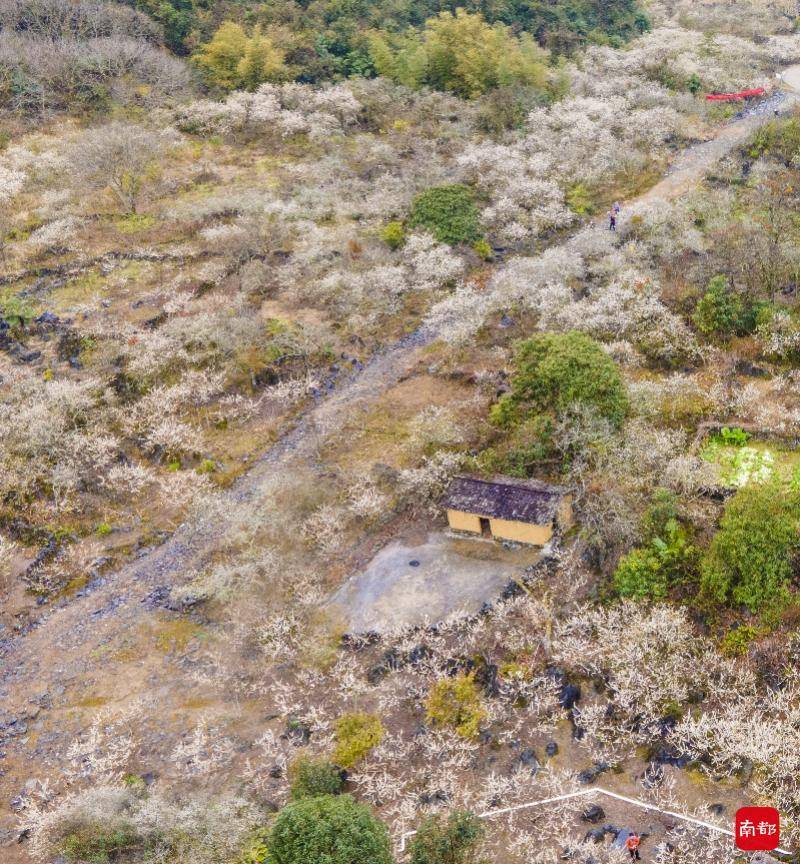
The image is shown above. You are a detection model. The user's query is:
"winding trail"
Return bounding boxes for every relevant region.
[1,68,800,857]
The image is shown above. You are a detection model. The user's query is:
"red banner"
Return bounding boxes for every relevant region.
[706,88,766,101]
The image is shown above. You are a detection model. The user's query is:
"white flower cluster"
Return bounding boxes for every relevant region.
[175,82,361,142]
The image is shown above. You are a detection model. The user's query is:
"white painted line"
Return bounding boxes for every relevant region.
[396,786,793,856]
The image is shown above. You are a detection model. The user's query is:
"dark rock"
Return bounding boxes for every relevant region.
[18,350,41,363]
[56,330,83,361]
[559,683,581,709]
[409,560,420,567]
[479,730,494,745]
[500,579,524,600]
[518,748,540,774]
[408,645,432,665]
[418,790,448,805]
[582,804,605,824]
[268,764,283,778]
[709,803,726,816]
[499,314,514,329]
[584,828,605,844]
[734,360,769,378]
[577,763,610,784]
[545,741,559,757]
[366,664,388,685]
[641,761,664,789]
[142,586,171,609]
[68,356,82,369]
[35,312,60,327]
[474,660,500,697]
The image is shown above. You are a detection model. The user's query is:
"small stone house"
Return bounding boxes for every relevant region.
[442,475,573,546]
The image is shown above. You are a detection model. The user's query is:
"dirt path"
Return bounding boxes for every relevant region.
[2,69,799,857]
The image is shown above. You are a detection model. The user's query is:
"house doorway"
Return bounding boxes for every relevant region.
[479,517,492,538]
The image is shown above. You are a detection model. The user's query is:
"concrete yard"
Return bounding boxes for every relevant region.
[327,532,542,634]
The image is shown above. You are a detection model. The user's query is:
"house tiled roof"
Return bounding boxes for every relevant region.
[442,476,568,525]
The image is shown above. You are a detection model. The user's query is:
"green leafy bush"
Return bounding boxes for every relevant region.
[641,488,679,540]
[492,331,628,430]
[472,239,493,260]
[267,795,392,864]
[692,275,759,339]
[62,825,141,864]
[614,521,698,600]
[409,810,485,864]
[409,185,482,246]
[701,480,800,614]
[720,625,762,657]
[333,713,383,769]
[713,426,750,448]
[380,221,406,249]
[289,757,344,799]
[426,673,486,739]
[614,546,669,600]
[566,182,596,215]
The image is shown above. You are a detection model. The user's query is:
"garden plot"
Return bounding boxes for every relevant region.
[326,532,540,634]
[700,429,800,488]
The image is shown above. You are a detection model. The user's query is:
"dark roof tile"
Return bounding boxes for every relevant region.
[442,476,567,525]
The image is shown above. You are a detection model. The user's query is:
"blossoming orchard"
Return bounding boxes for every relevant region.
[2,0,800,862]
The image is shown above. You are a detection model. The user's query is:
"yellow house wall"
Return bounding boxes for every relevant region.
[489,518,553,545]
[447,509,483,534]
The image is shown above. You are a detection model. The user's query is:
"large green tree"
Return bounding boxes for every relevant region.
[268,795,392,864]
[701,480,800,614]
[493,331,628,429]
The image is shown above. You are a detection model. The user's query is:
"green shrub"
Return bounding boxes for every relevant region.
[566,182,595,215]
[380,221,406,249]
[289,757,344,799]
[409,185,482,246]
[492,331,628,430]
[713,426,750,448]
[615,493,699,601]
[641,488,679,541]
[472,239,493,260]
[408,810,484,864]
[701,480,800,614]
[62,825,141,864]
[267,795,392,864]
[426,674,486,739]
[614,546,669,600]
[720,625,761,657]
[692,275,758,339]
[333,713,383,769]
[748,116,800,162]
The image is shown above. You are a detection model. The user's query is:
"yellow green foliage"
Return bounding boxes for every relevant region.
[194,22,288,91]
[333,713,384,768]
[380,220,406,249]
[369,10,548,98]
[425,673,486,739]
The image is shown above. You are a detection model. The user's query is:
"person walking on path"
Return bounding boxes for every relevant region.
[626,832,642,860]
[609,208,617,231]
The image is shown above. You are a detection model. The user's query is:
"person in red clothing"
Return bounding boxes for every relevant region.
[626,832,642,860]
